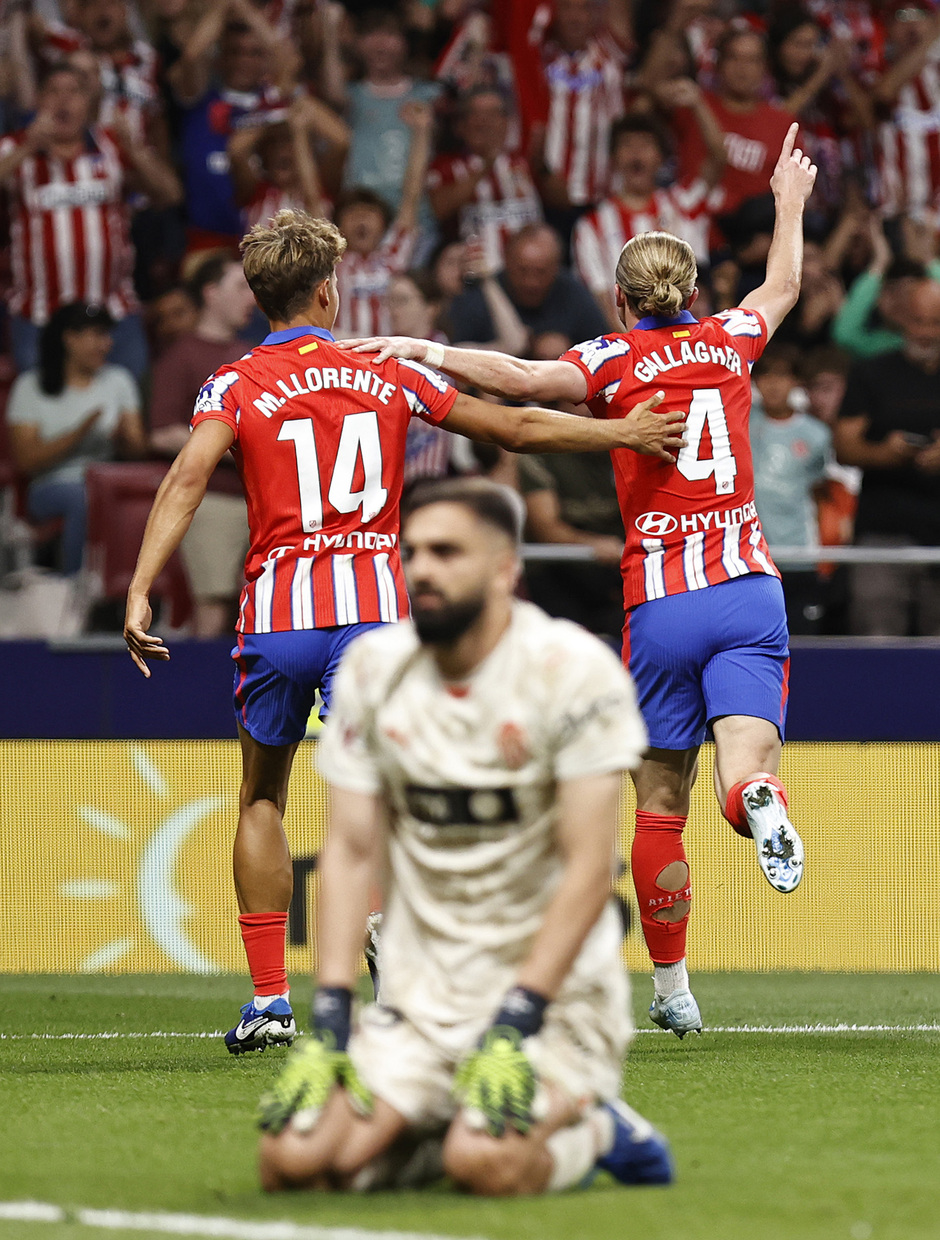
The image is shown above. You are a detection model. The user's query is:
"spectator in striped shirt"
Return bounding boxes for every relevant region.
[531,0,631,245]
[332,99,434,339]
[17,0,167,150]
[0,63,182,378]
[574,98,727,331]
[873,4,940,226]
[427,86,543,274]
[766,9,872,214]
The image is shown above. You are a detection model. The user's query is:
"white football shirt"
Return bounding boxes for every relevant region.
[317,601,647,1038]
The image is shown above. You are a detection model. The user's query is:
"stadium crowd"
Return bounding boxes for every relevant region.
[2,0,940,638]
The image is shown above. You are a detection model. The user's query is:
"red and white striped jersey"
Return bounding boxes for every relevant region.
[427,151,543,271]
[877,39,940,220]
[333,225,416,339]
[537,32,627,205]
[190,325,458,633]
[560,308,779,610]
[0,126,137,324]
[573,180,722,288]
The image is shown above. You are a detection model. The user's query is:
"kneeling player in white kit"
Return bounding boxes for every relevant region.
[258,477,672,1195]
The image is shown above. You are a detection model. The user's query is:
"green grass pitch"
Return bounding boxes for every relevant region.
[1,973,939,1240]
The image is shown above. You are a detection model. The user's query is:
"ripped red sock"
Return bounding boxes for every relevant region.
[238,911,288,996]
[631,811,691,965]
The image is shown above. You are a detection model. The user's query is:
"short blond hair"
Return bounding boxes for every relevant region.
[240,209,347,323]
[616,231,697,318]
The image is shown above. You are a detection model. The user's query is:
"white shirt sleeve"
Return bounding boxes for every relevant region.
[6,372,38,425]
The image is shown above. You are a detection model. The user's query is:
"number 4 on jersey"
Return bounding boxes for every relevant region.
[676,388,737,496]
[278,410,388,532]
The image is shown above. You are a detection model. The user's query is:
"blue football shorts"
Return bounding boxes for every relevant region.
[623,573,790,751]
[232,623,384,746]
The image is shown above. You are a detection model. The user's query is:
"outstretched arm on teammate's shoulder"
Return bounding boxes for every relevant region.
[740,123,818,339]
[337,336,590,405]
[441,390,685,460]
[124,419,234,676]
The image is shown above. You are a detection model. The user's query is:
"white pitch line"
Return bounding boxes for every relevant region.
[2,1024,940,1041]
[663,1023,940,1034]
[0,1203,486,1240]
[0,1031,228,1041]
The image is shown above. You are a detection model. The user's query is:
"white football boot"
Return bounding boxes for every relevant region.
[649,988,703,1039]
[741,780,805,893]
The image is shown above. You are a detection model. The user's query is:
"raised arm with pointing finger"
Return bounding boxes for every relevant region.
[739,122,818,337]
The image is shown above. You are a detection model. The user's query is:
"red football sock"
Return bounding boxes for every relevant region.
[631,811,691,966]
[238,912,288,996]
[724,773,789,840]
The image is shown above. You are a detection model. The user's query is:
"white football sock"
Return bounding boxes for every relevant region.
[654,959,689,999]
[547,1116,607,1191]
[253,991,289,1010]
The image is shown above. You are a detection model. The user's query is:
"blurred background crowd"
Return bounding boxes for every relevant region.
[2,0,940,644]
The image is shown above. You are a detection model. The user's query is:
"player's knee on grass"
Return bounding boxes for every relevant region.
[443,1124,548,1196]
[651,861,691,922]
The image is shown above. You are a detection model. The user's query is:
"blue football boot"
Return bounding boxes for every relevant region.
[225,996,296,1055]
[597,1099,674,1186]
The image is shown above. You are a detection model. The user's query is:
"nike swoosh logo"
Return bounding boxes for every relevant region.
[234,1015,296,1041]
[234,1017,274,1040]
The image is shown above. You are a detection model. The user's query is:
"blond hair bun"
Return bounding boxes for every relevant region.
[616,232,697,319]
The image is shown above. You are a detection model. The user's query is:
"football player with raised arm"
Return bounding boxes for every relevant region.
[123,209,686,1055]
[339,126,817,1038]
[257,477,672,1196]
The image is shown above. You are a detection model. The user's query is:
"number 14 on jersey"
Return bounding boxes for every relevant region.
[278,410,389,532]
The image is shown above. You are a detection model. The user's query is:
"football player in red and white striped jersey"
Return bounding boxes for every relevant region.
[124,208,685,1054]
[340,124,818,1039]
